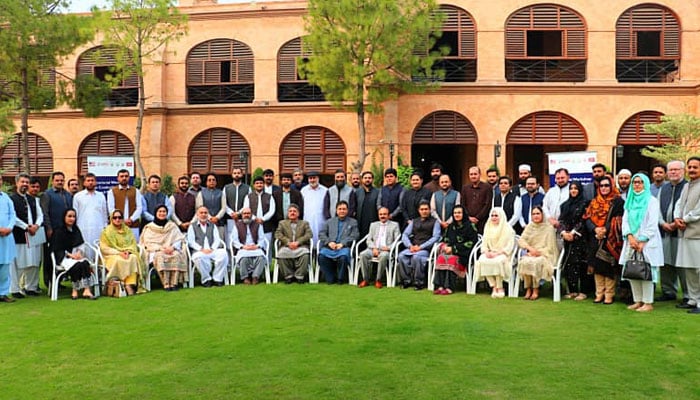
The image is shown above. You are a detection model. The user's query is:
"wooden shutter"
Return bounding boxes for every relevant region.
[0,133,53,176]
[188,128,250,174]
[187,39,254,85]
[279,127,346,174]
[616,5,680,59]
[412,111,478,144]
[505,5,586,59]
[507,111,587,145]
[440,5,476,59]
[76,46,138,88]
[78,131,134,176]
[617,111,671,145]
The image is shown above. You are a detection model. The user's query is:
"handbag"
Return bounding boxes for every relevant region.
[104,278,126,298]
[595,240,616,265]
[623,251,652,281]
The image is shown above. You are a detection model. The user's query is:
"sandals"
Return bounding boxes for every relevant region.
[564,293,578,299]
[574,293,587,301]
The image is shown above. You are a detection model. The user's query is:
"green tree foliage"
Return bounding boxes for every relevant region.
[94,0,187,186]
[641,114,700,164]
[301,0,446,172]
[0,0,98,173]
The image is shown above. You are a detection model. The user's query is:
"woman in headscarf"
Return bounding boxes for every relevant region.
[50,208,97,300]
[100,209,146,295]
[517,206,558,300]
[433,205,478,295]
[140,204,187,291]
[583,176,624,304]
[473,207,516,298]
[620,173,664,312]
[558,181,592,300]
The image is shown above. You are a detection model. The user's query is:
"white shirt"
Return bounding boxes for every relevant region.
[543,183,570,221]
[74,189,108,246]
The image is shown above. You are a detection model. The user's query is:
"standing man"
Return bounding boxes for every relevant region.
[355,171,379,239]
[378,168,404,228]
[189,172,203,195]
[275,204,313,284]
[224,167,251,244]
[41,171,73,286]
[461,166,493,233]
[67,178,80,196]
[518,176,545,232]
[318,201,358,284]
[107,169,142,240]
[617,169,632,200]
[398,200,441,290]
[323,169,357,219]
[263,169,281,196]
[516,164,545,196]
[543,168,570,228]
[10,174,43,298]
[674,157,700,314]
[430,174,461,230]
[423,163,443,193]
[170,175,196,233]
[273,172,304,226]
[243,177,276,256]
[583,163,607,201]
[141,174,172,227]
[650,164,667,197]
[401,171,432,227]
[301,171,328,244]
[486,167,500,197]
[0,175,17,303]
[187,206,229,287]
[28,177,41,198]
[350,172,361,190]
[292,168,306,191]
[493,176,521,229]
[657,160,688,303]
[231,207,266,285]
[357,207,400,288]
[73,173,108,258]
[195,172,227,240]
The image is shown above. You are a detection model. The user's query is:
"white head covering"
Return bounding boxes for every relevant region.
[483,207,516,255]
[518,164,532,172]
[617,169,632,176]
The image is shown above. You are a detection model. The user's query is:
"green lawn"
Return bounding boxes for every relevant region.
[1,284,698,399]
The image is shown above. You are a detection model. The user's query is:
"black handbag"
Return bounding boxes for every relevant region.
[623,251,652,281]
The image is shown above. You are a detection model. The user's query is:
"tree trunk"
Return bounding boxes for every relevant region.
[353,96,367,173]
[20,66,30,174]
[134,44,147,191]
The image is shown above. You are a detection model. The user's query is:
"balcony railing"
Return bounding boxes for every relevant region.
[616,59,679,83]
[505,59,586,82]
[187,84,254,104]
[105,88,138,107]
[433,58,477,83]
[278,82,325,102]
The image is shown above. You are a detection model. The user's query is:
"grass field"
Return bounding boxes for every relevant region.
[1,283,699,399]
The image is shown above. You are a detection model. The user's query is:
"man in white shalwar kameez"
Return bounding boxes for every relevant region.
[674,157,700,314]
[73,173,108,260]
[10,174,43,297]
[301,171,328,245]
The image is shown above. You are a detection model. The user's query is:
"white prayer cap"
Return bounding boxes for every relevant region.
[518,164,532,172]
[617,169,632,176]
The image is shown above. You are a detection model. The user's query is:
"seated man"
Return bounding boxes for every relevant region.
[398,200,441,290]
[231,207,266,285]
[357,207,401,288]
[187,206,229,287]
[275,204,312,283]
[318,200,359,284]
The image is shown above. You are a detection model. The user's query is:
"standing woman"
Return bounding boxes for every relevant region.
[473,207,516,298]
[140,205,187,291]
[50,208,97,300]
[100,209,146,295]
[558,181,592,300]
[620,173,663,312]
[517,206,559,300]
[433,205,478,295]
[583,176,624,304]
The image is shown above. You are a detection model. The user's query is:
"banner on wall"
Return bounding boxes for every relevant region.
[87,156,135,193]
[546,151,597,187]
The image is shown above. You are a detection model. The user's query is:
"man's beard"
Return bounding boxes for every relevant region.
[432,174,439,182]
[336,182,345,189]
[242,218,251,225]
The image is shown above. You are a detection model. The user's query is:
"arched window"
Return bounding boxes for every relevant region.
[76,46,138,107]
[430,5,477,82]
[505,4,586,82]
[186,39,254,104]
[0,132,53,177]
[412,110,477,143]
[188,128,251,174]
[615,4,681,82]
[77,131,134,176]
[277,37,324,102]
[617,111,671,145]
[507,111,587,145]
[279,127,346,174]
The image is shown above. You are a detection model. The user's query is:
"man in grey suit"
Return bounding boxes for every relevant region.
[318,201,359,284]
[357,207,401,288]
[275,204,313,284]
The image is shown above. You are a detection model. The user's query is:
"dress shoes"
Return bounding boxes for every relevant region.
[0,295,16,303]
[11,292,25,299]
[285,278,294,284]
[374,281,383,289]
[401,282,412,289]
[676,302,694,309]
[655,294,677,302]
[25,290,41,296]
[688,307,700,314]
[214,281,224,287]
[358,280,368,288]
[202,280,213,288]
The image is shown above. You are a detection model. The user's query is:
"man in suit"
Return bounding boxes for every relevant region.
[318,201,359,284]
[398,200,441,290]
[355,170,379,239]
[273,172,304,224]
[357,207,401,288]
[275,204,313,284]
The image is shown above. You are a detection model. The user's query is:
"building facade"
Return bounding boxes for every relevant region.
[3,0,699,189]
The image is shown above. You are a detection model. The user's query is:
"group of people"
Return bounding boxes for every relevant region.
[0,157,697,315]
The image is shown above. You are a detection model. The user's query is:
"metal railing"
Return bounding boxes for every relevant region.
[187,84,254,104]
[616,59,679,83]
[505,59,586,82]
[278,83,325,102]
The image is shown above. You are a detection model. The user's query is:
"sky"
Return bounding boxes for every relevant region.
[66,0,255,13]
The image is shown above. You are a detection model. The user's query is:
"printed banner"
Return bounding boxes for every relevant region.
[546,151,598,187]
[87,156,135,193]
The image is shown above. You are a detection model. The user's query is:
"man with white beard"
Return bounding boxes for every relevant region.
[73,173,108,259]
[231,207,266,285]
[301,171,328,245]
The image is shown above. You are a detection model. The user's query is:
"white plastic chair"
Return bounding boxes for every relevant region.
[49,244,100,301]
[187,241,228,287]
[314,239,357,284]
[391,241,440,289]
[142,239,188,291]
[511,248,565,302]
[469,235,519,295]
[353,234,400,286]
[466,237,483,295]
[229,237,270,285]
[273,238,314,284]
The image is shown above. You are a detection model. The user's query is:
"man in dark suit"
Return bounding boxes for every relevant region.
[318,200,359,284]
[273,173,304,224]
[275,204,313,284]
[355,171,379,239]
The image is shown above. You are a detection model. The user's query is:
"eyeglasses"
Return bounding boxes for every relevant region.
[599,184,611,187]
[112,216,123,220]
